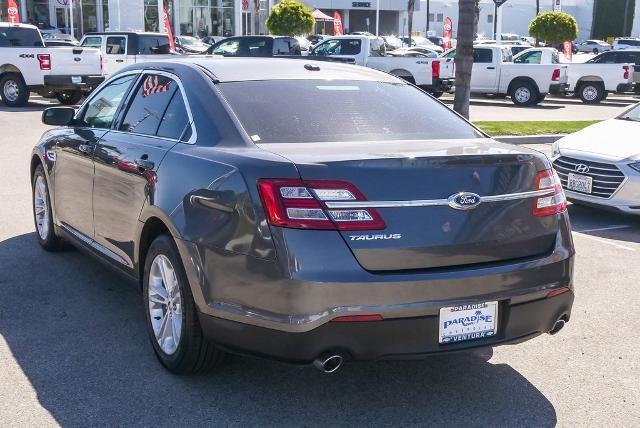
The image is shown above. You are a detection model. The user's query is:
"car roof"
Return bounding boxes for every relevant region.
[144,57,400,83]
[0,22,38,29]
[83,31,168,37]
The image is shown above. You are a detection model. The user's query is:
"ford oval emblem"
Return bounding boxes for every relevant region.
[74,57,81,62]
[448,192,482,210]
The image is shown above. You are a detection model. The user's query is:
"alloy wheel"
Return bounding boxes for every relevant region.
[148,254,183,355]
[34,175,50,240]
[514,87,531,104]
[582,86,598,102]
[3,80,19,103]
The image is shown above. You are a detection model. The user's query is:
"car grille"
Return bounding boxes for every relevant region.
[553,156,625,199]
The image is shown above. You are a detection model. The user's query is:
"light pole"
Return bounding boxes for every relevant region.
[375,0,379,36]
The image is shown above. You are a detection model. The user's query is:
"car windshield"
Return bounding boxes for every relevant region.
[618,104,640,122]
[179,37,203,46]
[218,80,483,144]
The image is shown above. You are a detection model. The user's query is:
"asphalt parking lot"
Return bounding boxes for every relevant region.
[1,99,639,426]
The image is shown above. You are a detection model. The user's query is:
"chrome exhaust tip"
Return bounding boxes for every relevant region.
[313,354,344,373]
[549,319,566,335]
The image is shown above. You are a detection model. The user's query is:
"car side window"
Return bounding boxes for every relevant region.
[0,27,44,47]
[80,75,136,129]
[591,52,616,64]
[119,74,179,137]
[212,39,240,56]
[157,90,191,140]
[313,39,340,55]
[473,49,493,63]
[273,38,293,55]
[81,36,103,49]
[243,38,270,56]
[138,36,171,54]
[105,36,126,55]
[515,51,542,64]
[339,40,362,55]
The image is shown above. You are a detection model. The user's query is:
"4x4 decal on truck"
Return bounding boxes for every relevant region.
[19,53,35,58]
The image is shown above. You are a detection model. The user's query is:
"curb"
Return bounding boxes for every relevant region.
[495,134,566,145]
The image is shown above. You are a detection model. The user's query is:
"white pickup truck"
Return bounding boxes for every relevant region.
[309,35,455,96]
[0,23,103,107]
[442,44,569,106]
[80,32,177,76]
[512,47,637,103]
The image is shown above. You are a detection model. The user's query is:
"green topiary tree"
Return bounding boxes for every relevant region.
[529,11,579,45]
[265,0,314,37]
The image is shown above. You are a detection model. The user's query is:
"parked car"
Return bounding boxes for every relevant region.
[0,23,103,107]
[387,49,437,58]
[306,34,328,45]
[586,49,640,92]
[175,35,209,54]
[31,57,575,374]
[552,102,640,214]
[442,45,569,106]
[310,35,455,96]
[42,32,80,45]
[80,32,177,76]
[576,40,611,54]
[400,36,444,53]
[512,47,636,103]
[44,39,81,47]
[612,37,640,50]
[201,35,226,45]
[207,36,302,56]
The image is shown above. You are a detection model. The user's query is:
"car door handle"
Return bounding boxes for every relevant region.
[486,66,496,69]
[115,59,124,63]
[135,158,155,170]
[78,144,94,154]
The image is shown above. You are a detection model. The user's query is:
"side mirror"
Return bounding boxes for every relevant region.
[42,107,75,126]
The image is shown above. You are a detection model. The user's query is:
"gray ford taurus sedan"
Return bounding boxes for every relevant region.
[31,58,575,374]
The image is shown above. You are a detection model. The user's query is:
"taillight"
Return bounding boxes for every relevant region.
[432,60,440,79]
[623,65,630,79]
[257,179,385,230]
[552,68,561,81]
[532,169,567,217]
[37,54,51,70]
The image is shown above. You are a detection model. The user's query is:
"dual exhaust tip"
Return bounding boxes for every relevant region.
[314,318,567,372]
[313,353,344,373]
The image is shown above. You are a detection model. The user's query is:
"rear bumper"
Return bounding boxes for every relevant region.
[41,75,105,91]
[424,77,455,93]
[616,83,635,93]
[550,83,569,94]
[199,291,574,363]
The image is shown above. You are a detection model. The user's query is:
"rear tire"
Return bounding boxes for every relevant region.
[32,164,63,251]
[55,90,83,105]
[143,234,224,374]
[592,48,599,54]
[510,81,539,107]
[430,91,443,99]
[578,82,605,104]
[0,73,30,107]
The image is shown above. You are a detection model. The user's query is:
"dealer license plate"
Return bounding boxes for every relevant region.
[567,173,593,194]
[71,76,82,84]
[439,302,498,344]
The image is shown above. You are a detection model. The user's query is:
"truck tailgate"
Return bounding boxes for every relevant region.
[48,47,102,76]
[438,57,455,79]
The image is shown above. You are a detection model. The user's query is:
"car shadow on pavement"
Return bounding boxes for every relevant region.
[0,233,557,427]
[568,204,640,244]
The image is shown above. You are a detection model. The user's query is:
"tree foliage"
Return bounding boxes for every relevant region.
[529,11,579,44]
[265,0,314,36]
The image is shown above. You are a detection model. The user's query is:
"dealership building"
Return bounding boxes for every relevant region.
[1,0,639,41]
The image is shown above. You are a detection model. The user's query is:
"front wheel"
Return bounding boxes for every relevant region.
[32,164,63,251]
[0,73,30,107]
[592,48,600,54]
[510,82,539,107]
[55,90,83,105]
[143,234,224,374]
[578,82,605,104]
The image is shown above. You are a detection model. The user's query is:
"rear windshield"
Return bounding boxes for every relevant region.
[0,27,44,47]
[218,80,483,144]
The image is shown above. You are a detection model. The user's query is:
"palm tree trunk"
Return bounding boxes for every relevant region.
[453,0,478,119]
[407,0,415,47]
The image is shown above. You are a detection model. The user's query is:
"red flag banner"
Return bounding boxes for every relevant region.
[7,0,20,24]
[163,8,176,52]
[563,41,573,62]
[333,11,343,36]
[443,17,453,51]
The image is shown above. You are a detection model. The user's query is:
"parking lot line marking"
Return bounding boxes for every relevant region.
[572,232,636,251]
[573,225,632,233]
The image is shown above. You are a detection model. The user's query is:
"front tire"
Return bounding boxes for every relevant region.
[578,82,605,104]
[1,73,30,107]
[143,234,223,374]
[510,81,539,106]
[55,90,83,105]
[32,164,62,251]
